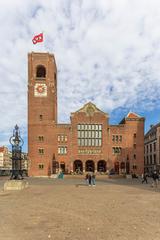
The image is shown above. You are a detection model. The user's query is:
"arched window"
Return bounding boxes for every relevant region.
[36,65,46,78]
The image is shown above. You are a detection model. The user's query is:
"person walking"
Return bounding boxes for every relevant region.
[151,171,159,188]
[85,173,89,185]
[142,172,148,184]
[91,173,96,186]
[88,173,92,186]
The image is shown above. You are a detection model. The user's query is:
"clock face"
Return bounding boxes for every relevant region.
[34,83,47,97]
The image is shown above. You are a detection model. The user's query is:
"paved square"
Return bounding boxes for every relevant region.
[0,176,160,240]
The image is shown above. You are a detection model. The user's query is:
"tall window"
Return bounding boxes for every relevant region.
[38,148,44,155]
[150,144,152,152]
[57,135,67,143]
[112,135,122,142]
[58,146,67,155]
[77,124,102,146]
[112,147,122,155]
[38,164,44,169]
[38,136,44,142]
[39,115,43,121]
[154,142,156,151]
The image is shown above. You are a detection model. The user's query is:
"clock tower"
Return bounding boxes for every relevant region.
[28,52,57,176]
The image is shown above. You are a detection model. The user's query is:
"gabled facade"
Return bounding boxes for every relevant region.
[28,52,145,176]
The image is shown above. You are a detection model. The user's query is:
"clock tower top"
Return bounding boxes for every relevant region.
[28,52,57,84]
[28,52,57,124]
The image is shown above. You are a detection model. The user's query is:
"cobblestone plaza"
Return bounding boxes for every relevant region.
[0,176,160,240]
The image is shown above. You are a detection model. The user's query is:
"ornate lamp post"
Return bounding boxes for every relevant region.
[9,125,24,180]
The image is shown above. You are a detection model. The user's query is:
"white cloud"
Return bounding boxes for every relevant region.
[0,0,160,149]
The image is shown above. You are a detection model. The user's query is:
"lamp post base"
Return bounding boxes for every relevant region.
[3,180,29,191]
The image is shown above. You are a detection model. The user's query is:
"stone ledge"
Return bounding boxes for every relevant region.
[4,180,29,191]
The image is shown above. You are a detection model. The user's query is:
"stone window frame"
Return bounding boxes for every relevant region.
[58,146,67,155]
[38,148,44,155]
[38,163,44,169]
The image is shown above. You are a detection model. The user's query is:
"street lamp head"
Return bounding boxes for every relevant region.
[9,125,24,147]
[14,136,20,146]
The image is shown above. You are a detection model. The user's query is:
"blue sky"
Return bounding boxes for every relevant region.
[0,0,160,152]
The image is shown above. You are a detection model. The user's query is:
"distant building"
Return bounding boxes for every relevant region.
[0,146,11,170]
[144,123,160,173]
[28,52,145,176]
[21,152,28,172]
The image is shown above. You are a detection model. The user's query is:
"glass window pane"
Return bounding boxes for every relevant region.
[85,131,88,138]
[91,131,95,138]
[64,147,67,154]
[99,131,102,138]
[95,131,98,138]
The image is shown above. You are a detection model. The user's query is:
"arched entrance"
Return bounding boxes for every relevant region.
[114,162,119,174]
[85,160,95,172]
[60,162,65,173]
[97,160,106,172]
[120,162,125,173]
[52,160,59,174]
[126,161,130,174]
[73,160,83,173]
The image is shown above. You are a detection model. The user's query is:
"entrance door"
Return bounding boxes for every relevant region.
[97,160,106,172]
[85,160,95,172]
[60,163,65,173]
[126,162,130,174]
[73,160,83,173]
[52,160,59,174]
[114,162,119,174]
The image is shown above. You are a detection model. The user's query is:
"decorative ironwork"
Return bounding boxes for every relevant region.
[9,125,24,180]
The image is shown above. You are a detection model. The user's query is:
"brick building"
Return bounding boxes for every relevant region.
[28,52,145,176]
[0,146,11,170]
[144,123,160,174]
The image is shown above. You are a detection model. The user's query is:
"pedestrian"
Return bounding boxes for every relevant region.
[88,173,92,186]
[151,171,159,188]
[85,173,89,185]
[142,172,148,184]
[91,173,96,186]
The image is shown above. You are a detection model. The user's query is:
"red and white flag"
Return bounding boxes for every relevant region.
[32,33,43,44]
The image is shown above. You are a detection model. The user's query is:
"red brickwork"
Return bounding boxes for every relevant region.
[28,52,144,176]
